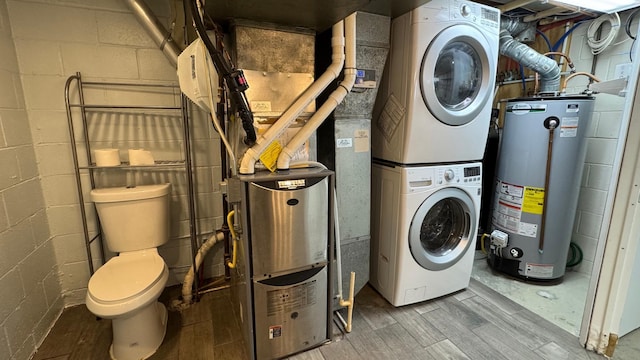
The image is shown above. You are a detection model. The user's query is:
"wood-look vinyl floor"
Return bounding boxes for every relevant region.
[32,279,612,360]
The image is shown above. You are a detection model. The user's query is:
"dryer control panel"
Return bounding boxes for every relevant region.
[452,0,500,30]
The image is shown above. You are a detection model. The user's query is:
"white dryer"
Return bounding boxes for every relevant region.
[372,0,500,164]
[370,161,481,306]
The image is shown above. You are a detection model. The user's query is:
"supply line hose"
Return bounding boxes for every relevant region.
[567,242,583,267]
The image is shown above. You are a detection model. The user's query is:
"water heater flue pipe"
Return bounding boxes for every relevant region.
[124,0,182,67]
[499,29,561,94]
[239,19,347,174]
[277,13,357,171]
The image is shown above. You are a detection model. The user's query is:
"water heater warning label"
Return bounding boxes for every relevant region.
[493,180,540,238]
[525,263,554,278]
[522,187,544,215]
[494,180,524,232]
[560,117,579,138]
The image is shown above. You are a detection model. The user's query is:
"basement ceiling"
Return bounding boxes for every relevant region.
[204,0,599,32]
[205,0,432,31]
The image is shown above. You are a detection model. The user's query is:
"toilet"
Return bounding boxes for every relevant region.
[86,183,171,360]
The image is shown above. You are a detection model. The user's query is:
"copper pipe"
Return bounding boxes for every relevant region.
[534,52,576,94]
[562,72,601,93]
[539,117,559,254]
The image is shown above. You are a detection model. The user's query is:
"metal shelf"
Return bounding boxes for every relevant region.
[80,160,187,170]
[64,72,200,297]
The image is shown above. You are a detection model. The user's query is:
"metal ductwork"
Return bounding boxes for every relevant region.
[500,16,533,38]
[124,0,183,67]
[499,18,561,94]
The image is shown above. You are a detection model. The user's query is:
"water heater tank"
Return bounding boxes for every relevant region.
[489,96,594,281]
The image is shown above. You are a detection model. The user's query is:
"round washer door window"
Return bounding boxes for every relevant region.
[409,187,476,271]
[420,24,495,126]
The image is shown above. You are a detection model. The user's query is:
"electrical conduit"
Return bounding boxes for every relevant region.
[277,13,357,171]
[239,19,347,174]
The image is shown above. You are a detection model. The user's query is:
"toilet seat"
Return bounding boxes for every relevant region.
[86,249,168,318]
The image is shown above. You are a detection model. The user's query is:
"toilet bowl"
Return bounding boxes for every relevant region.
[86,249,169,360]
[87,184,172,360]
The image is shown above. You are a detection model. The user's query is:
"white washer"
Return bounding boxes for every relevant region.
[372,0,500,164]
[370,161,481,306]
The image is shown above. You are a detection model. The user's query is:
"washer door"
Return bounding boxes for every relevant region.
[420,24,494,126]
[409,187,476,271]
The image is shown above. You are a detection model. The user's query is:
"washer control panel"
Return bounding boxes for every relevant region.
[436,164,482,185]
[403,162,482,192]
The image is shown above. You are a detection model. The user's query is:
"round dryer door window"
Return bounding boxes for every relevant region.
[420,24,495,126]
[409,187,476,271]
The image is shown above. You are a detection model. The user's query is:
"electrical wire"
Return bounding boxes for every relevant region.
[625,8,640,40]
[202,40,237,171]
[625,8,640,61]
[188,0,257,145]
[586,12,621,55]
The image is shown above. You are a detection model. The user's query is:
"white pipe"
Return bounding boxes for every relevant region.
[333,190,344,299]
[288,160,356,332]
[277,13,357,171]
[181,231,224,304]
[239,20,346,174]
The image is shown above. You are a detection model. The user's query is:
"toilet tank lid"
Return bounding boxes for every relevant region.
[89,251,166,302]
[91,183,171,203]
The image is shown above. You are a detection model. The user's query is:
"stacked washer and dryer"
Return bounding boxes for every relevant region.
[370,0,500,306]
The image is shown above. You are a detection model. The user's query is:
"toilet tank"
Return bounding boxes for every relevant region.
[90,184,171,253]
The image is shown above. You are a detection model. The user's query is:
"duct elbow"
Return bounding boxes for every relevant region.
[239,148,258,175]
[276,149,294,171]
[499,30,561,94]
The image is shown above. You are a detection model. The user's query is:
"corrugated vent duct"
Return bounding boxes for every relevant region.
[499,17,561,94]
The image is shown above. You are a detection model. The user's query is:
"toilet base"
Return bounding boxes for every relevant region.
[109,301,168,360]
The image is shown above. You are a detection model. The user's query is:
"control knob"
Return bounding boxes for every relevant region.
[444,169,455,181]
[461,4,471,17]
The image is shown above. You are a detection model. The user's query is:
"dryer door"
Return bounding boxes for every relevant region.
[420,24,495,126]
[409,187,476,271]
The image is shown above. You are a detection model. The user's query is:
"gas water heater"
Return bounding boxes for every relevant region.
[489,96,594,281]
[230,167,334,360]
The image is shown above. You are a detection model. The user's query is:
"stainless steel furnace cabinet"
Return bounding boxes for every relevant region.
[231,167,334,360]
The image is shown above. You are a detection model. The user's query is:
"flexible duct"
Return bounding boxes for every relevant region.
[277,13,357,170]
[124,0,182,67]
[501,16,533,36]
[182,231,225,304]
[239,19,346,174]
[499,29,561,94]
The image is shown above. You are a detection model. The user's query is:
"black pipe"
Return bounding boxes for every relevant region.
[186,0,256,145]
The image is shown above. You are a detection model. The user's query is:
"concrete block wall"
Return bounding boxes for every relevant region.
[0,1,62,359]
[566,11,638,275]
[6,0,225,312]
